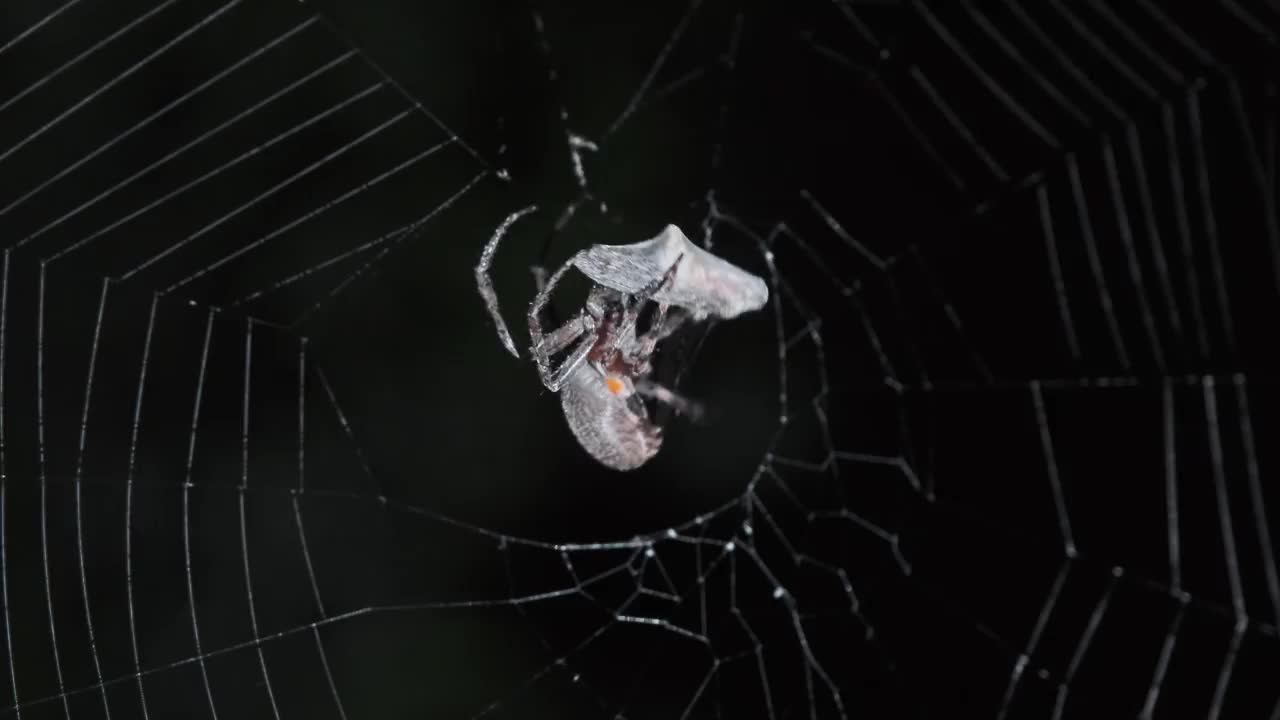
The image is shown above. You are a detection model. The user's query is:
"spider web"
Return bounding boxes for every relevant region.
[1,0,1279,718]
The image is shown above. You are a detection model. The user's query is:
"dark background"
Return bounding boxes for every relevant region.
[1,0,1279,718]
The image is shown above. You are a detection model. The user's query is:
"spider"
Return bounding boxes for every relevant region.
[476,211,769,470]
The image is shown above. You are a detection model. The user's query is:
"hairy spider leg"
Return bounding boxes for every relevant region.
[610,254,688,377]
[528,249,596,391]
[627,305,704,420]
[530,264,548,293]
[616,253,685,341]
[534,312,597,392]
[474,205,539,358]
[650,306,692,344]
[537,313,590,356]
[621,256,703,419]
[634,377,704,420]
[633,302,672,366]
[544,330,596,392]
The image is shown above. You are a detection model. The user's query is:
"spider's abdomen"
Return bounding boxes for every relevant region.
[560,367,661,471]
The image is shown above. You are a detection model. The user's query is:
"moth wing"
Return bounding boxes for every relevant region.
[574,225,769,319]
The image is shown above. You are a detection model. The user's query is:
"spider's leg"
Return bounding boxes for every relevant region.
[617,253,684,339]
[628,307,696,382]
[529,250,589,389]
[637,302,671,348]
[535,313,595,391]
[545,332,595,392]
[628,302,672,371]
[634,378,704,421]
[649,306,692,344]
[530,265,549,294]
[536,313,589,357]
[632,252,684,307]
[475,205,539,358]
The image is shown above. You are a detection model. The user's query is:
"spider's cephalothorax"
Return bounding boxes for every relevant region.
[477,217,768,470]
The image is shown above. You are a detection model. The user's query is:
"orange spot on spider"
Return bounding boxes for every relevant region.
[605,376,625,394]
